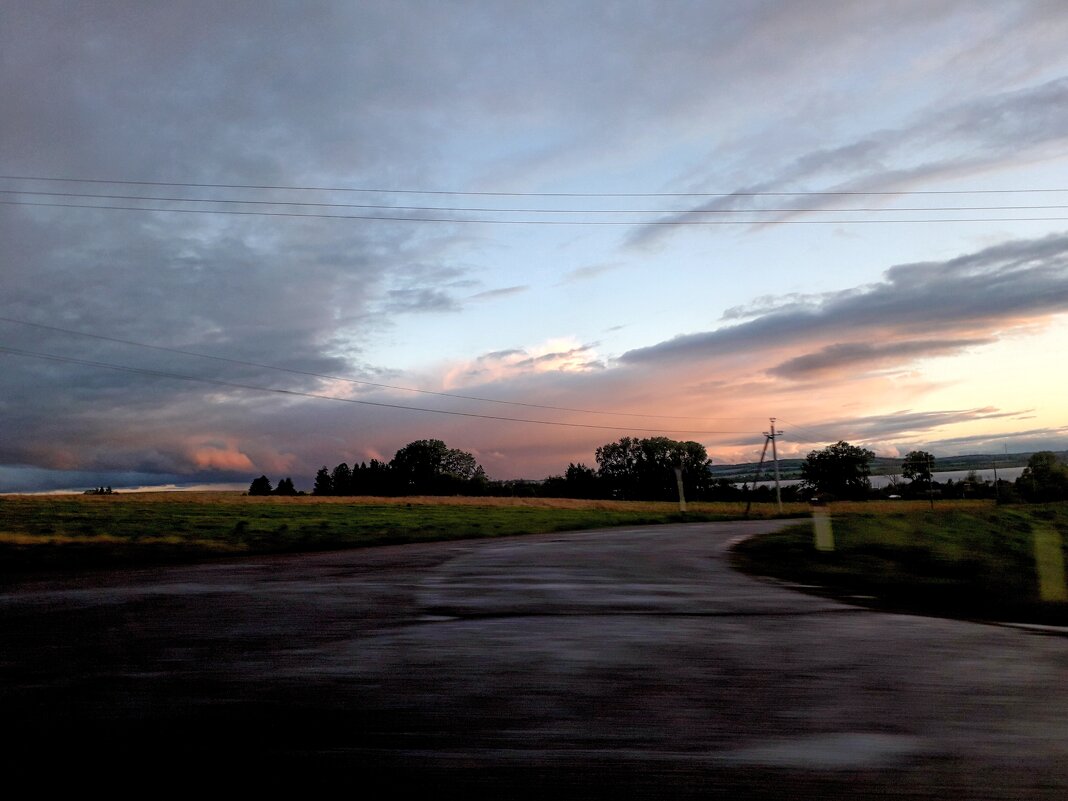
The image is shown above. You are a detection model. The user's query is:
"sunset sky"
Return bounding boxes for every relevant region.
[2,1,1068,492]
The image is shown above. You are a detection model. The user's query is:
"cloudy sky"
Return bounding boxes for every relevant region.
[3,1,1068,492]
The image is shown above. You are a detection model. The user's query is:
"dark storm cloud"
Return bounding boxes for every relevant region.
[922,426,1068,453]
[768,338,995,379]
[801,407,1029,443]
[628,76,1068,248]
[722,294,818,321]
[2,2,1066,488]
[622,232,1068,366]
[0,206,383,392]
[711,407,1042,452]
[559,263,621,284]
[478,348,528,361]
[744,416,1068,462]
[513,345,601,369]
[0,466,233,495]
[0,1,515,489]
[379,288,461,314]
[1,2,523,185]
[468,286,530,301]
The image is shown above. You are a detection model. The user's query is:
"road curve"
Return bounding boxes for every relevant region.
[3,520,1066,797]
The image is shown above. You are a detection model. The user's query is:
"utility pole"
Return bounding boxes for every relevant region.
[766,418,784,513]
[927,452,935,510]
[743,436,771,518]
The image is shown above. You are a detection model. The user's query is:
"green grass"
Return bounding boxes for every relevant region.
[0,492,804,572]
[731,501,1068,626]
[7,494,1063,627]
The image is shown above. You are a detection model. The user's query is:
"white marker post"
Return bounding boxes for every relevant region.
[812,502,834,552]
[674,466,687,514]
[1034,526,1067,602]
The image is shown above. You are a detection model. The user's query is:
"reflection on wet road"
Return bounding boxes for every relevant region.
[3,520,1066,797]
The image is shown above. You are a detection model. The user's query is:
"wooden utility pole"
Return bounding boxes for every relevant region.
[927,452,935,510]
[743,436,771,518]
[766,418,784,513]
[674,466,687,513]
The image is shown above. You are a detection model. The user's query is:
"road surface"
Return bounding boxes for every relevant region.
[3,520,1066,796]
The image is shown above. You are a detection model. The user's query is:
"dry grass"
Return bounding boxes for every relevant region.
[732,500,1068,625]
[43,491,812,516]
[0,491,809,571]
[823,499,993,515]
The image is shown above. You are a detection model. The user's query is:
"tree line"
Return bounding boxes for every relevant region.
[797,442,1068,503]
[249,435,725,501]
[248,436,1068,504]
[311,439,488,497]
[249,439,489,497]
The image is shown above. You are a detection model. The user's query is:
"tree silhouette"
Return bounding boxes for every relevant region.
[902,451,935,485]
[313,466,333,496]
[595,436,711,501]
[390,439,483,494]
[330,463,352,495]
[1017,451,1068,502]
[800,441,875,500]
[248,475,273,496]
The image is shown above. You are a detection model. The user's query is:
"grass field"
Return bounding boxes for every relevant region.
[6,493,1065,628]
[0,492,808,572]
[731,500,1068,626]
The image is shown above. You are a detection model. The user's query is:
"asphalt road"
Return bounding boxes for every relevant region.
[3,520,1066,797]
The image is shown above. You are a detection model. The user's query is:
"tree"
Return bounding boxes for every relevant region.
[543,462,603,499]
[274,477,297,496]
[360,459,393,496]
[563,462,601,498]
[330,462,352,496]
[800,441,875,500]
[595,437,642,498]
[902,450,935,485]
[248,475,273,496]
[389,439,485,494]
[1017,451,1068,502]
[441,447,478,481]
[391,439,450,491]
[595,436,711,501]
[313,466,333,496]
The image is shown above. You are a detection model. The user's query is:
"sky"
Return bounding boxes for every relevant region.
[2,0,1068,492]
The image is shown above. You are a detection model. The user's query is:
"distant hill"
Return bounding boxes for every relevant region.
[709,451,1047,482]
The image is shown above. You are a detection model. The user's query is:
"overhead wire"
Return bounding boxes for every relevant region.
[2,189,1066,215]
[5,174,1067,224]
[0,344,756,436]
[0,315,754,422]
[776,417,869,446]
[3,174,1067,197]
[2,173,1059,444]
[5,199,1067,225]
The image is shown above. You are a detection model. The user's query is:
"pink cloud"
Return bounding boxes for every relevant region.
[188,446,254,472]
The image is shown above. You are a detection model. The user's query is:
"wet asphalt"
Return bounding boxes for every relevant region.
[2,520,1066,797]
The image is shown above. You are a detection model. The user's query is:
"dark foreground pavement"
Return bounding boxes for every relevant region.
[3,520,1067,797]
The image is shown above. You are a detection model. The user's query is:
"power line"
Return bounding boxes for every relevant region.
[6,199,1068,226]
[3,174,1067,197]
[776,418,852,445]
[0,344,755,436]
[0,315,751,421]
[4,189,1067,215]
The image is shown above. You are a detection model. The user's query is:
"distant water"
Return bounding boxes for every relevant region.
[872,466,1025,488]
[753,466,1026,490]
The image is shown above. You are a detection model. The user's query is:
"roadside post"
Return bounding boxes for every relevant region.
[674,466,687,514]
[1034,526,1067,602]
[811,496,834,552]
